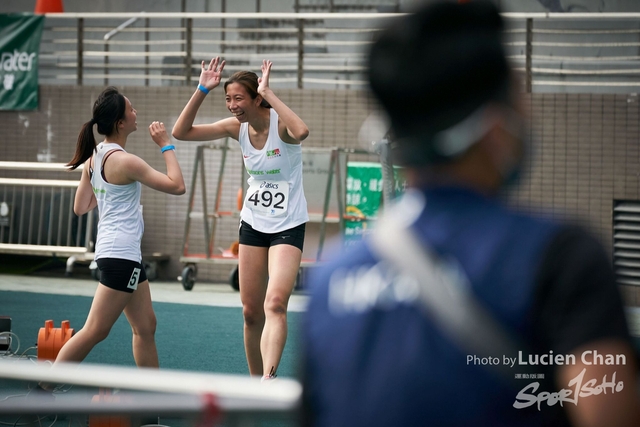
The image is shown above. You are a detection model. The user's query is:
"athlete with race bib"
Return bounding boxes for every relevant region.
[173,58,309,381]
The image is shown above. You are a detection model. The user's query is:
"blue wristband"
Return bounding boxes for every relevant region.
[197,84,210,95]
[161,145,175,153]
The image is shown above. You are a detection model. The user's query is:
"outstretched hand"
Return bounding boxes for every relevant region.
[149,121,171,148]
[257,59,273,96]
[199,57,226,91]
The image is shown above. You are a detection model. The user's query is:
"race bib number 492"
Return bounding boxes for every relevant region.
[245,180,289,217]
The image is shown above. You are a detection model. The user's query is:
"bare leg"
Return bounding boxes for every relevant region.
[123,280,158,368]
[54,284,132,364]
[239,244,269,376]
[261,244,301,377]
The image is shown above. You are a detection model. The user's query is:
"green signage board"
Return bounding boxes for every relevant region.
[345,161,405,219]
[344,161,405,246]
[0,14,45,111]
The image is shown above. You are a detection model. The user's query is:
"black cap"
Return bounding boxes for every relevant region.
[368,0,510,166]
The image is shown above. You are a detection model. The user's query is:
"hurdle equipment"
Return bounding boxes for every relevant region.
[37,320,74,361]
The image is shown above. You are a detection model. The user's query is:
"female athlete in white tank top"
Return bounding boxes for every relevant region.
[50,86,185,375]
[173,58,310,380]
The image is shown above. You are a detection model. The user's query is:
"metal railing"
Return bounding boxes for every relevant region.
[0,162,95,261]
[37,12,640,92]
[0,360,302,427]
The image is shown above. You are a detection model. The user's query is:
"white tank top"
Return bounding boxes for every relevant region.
[91,142,144,262]
[238,109,309,233]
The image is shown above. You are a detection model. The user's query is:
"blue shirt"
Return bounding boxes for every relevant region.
[303,187,574,427]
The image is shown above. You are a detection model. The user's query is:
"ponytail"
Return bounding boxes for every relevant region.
[67,119,96,170]
[66,86,125,170]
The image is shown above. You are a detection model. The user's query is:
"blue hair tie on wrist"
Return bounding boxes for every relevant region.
[197,84,210,95]
[161,145,175,153]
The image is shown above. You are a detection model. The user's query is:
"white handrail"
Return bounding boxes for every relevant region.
[44,12,404,19]
[40,12,640,20]
[0,161,78,172]
[0,178,79,188]
[502,12,640,19]
[104,15,142,41]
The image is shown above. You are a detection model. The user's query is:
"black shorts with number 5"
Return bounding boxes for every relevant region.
[96,258,147,293]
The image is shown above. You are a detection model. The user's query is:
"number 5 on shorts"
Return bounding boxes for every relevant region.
[127,267,141,291]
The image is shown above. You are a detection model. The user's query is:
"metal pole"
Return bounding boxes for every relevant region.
[257,0,262,55]
[46,188,53,246]
[182,146,202,257]
[85,209,95,252]
[37,190,44,245]
[297,18,304,89]
[77,18,83,86]
[186,18,193,85]
[66,188,73,246]
[221,0,226,54]
[209,141,228,258]
[317,149,337,261]
[199,147,211,258]
[525,18,533,93]
[335,151,345,233]
[145,18,150,87]
[18,187,25,244]
[181,0,186,71]
[104,42,109,86]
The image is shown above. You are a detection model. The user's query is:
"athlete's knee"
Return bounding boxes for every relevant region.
[264,294,288,316]
[243,303,265,327]
[84,324,112,343]
[131,314,157,338]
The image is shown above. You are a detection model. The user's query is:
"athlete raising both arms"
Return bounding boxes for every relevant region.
[172,58,309,381]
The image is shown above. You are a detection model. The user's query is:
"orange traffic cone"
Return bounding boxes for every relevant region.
[34,0,64,14]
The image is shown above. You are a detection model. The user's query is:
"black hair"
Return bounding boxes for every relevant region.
[224,71,271,108]
[67,86,126,170]
[368,0,510,166]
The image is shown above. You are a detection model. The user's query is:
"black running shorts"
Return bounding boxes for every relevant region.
[95,258,147,293]
[239,220,305,251]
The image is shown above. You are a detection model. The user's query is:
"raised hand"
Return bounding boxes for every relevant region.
[148,121,171,148]
[257,59,273,96]
[199,57,226,91]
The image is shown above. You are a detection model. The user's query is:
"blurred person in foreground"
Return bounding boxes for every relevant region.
[302,1,640,426]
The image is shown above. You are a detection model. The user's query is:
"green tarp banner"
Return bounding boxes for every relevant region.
[0,14,45,111]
